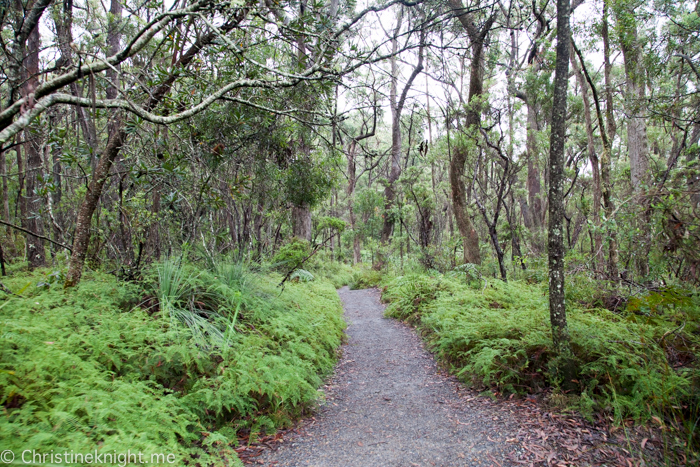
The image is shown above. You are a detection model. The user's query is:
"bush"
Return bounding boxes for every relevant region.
[271,238,312,272]
[349,267,383,289]
[312,254,353,288]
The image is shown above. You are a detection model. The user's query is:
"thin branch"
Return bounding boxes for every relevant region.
[0,220,73,252]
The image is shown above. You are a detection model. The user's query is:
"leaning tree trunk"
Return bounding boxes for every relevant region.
[547,0,574,380]
[65,128,127,286]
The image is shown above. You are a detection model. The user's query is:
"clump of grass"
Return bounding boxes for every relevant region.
[311,253,353,288]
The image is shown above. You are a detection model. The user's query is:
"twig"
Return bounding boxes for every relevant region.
[0,219,72,252]
[658,321,686,347]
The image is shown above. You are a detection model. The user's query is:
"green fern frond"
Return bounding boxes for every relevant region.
[289,269,314,283]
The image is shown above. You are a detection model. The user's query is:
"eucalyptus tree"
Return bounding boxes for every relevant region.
[611,0,652,277]
[446,0,497,266]
[378,5,426,249]
[547,0,579,384]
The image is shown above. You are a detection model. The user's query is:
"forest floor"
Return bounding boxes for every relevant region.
[242,287,665,467]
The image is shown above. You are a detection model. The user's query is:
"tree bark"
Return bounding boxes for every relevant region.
[291,204,312,241]
[547,0,574,371]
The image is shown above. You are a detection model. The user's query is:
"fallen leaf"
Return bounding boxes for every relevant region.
[641,437,648,449]
[546,451,556,464]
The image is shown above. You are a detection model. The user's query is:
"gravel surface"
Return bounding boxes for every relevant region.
[258,287,522,467]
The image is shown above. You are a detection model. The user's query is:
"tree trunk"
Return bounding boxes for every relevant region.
[526,103,545,251]
[0,148,9,236]
[547,0,574,375]
[379,8,424,244]
[574,39,620,284]
[382,26,401,243]
[571,54,604,274]
[614,2,651,277]
[450,146,481,264]
[447,0,494,265]
[506,194,526,270]
[600,5,620,281]
[291,204,312,241]
[347,139,362,264]
[150,189,161,260]
[65,128,127,286]
[24,25,45,269]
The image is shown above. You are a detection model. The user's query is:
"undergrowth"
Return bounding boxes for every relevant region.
[382,272,700,460]
[349,267,383,290]
[0,263,345,465]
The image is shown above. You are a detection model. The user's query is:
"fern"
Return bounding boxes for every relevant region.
[382,272,700,431]
[289,269,315,282]
[0,265,345,466]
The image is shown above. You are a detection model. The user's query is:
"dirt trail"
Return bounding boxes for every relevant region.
[259,287,522,466]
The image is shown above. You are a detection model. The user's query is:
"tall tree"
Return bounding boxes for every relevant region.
[379,7,425,244]
[570,53,604,273]
[447,0,495,265]
[613,0,651,277]
[24,23,46,268]
[547,0,574,379]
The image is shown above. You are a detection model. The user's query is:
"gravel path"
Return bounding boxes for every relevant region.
[259,287,522,467]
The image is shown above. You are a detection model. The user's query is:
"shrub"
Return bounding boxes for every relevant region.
[271,239,312,272]
[349,268,383,289]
